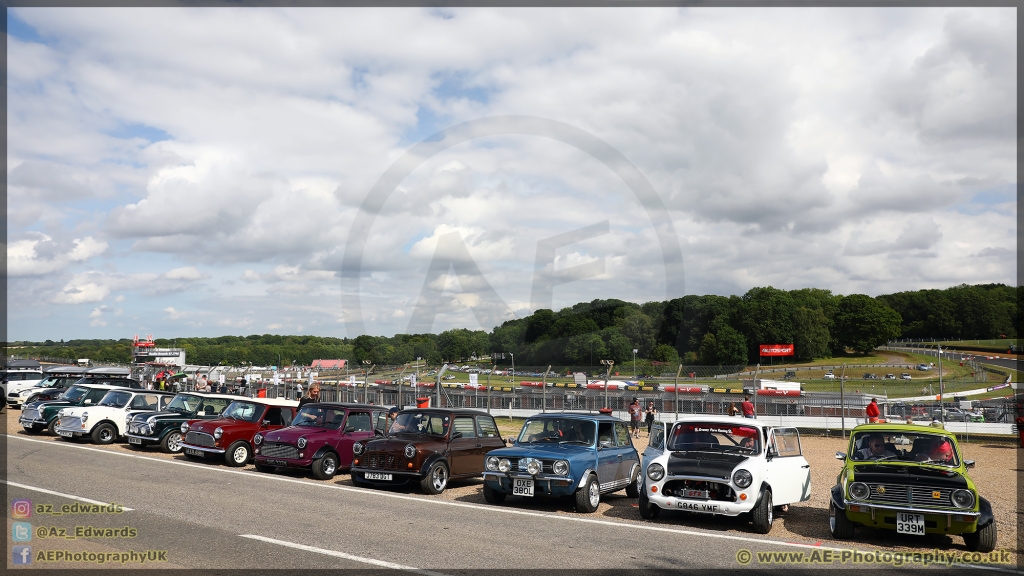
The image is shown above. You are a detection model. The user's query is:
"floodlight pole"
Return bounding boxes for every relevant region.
[602,360,614,410]
[674,364,683,420]
[752,363,760,417]
[542,364,551,413]
[840,365,847,439]
[938,345,944,426]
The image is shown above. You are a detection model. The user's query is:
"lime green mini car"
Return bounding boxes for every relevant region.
[829,423,995,552]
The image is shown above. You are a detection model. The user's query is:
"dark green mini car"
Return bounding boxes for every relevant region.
[19,384,123,434]
[124,393,235,453]
[829,423,995,552]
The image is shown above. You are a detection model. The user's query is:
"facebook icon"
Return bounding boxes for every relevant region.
[13,546,32,565]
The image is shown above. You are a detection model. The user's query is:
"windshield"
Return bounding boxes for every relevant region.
[390,412,450,436]
[851,431,959,466]
[98,391,132,408]
[516,419,596,445]
[294,406,345,429]
[668,423,760,453]
[166,395,203,414]
[61,386,89,402]
[222,401,262,423]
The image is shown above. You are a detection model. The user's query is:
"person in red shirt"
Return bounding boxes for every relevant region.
[741,395,755,419]
[866,398,880,423]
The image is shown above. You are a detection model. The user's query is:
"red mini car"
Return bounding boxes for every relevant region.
[253,402,387,480]
[179,397,299,466]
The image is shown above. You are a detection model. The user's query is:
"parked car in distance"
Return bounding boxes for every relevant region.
[8,365,90,409]
[55,389,176,444]
[254,403,387,480]
[19,383,124,434]
[481,413,639,513]
[637,416,812,534]
[917,364,931,371]
[862,373,879,380]
[180,397,298,466]
[901,373,913,380]
[125,392,236,453]
[885,374,897,379]
[351,408,505,494]
[782,371,797,380]
[829,423,995,552]
[823,371,836,380]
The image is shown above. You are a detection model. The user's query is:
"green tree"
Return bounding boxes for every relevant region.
[834,294,902,354]
[792,307,831,361]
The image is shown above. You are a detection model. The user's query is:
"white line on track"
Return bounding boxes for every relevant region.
[239,534,450,575]
[2,479,135,511]
[8,434,1019,572]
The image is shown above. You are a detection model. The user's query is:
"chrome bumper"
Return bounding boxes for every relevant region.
[180,443,225,454]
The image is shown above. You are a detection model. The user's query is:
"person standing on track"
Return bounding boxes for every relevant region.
[628,397,642,438]
[741,395,755,419]
[866,397,881,423]
[645,402,657,437]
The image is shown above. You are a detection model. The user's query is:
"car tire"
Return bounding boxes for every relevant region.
[421,461,449,495]
[574,473,600,513]
[828,500,855,539]
[638,483,660,519]
[751,489,773,534]
[47,419,58,435]
[311,452,339,480]
[160,431,184,454]
[963,521,997,553]
[225,441,251,467]
[625,466,640,498]
[253,461,276,473]
[91,423,117,445]
[483,483,506,505]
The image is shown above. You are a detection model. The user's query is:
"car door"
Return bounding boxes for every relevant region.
[642,422,666,472]
[596,422,619,486]
[613,422,635,481]
[765,427,811,505]
[448,416,480,476]
[337,410,374,467]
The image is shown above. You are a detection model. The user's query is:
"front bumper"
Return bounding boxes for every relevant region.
[843,502,980,534]
[482,472,577,497]
[53,425,88,438]
[350,466,420,483]
[179,442,226,455]
[647,490,752,516]
[253,454,313,469]
[19,415,48,427]
[124,433,160,446]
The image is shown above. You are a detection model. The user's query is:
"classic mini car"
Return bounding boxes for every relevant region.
[481,413,640,513]
[19,383,124,434]
[54,389,175,444]
[124,392,235,453]
[254,403,387,480]
[351,408,506,494]
[7,365,89,409]
[179,397,298,466]
[829,423,995,552]
[637,416,812,534]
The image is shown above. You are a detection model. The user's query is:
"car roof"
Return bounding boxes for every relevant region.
[86,366,131,376]
[396,407,494,417]
[177,392,240,401]
[526,412,624,423]
[44,365,89,375]
[232,397,299,407]
[109,387,175,395]
[851,422,956,437]
[301,402,381,410]
[670,414,771,427]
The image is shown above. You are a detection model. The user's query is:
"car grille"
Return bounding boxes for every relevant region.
[21,408,39,420]
[363,453,400,470]
[261,443,299,459]
[59,416,83,429]
[185,431,216,447]
[868,484,954,508]
[127,424,151,435]
[509,458,556,473]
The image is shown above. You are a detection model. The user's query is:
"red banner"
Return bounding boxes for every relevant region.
[759,344,794,356]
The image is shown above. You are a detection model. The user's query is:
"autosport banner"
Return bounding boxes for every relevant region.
[759,344,795,356]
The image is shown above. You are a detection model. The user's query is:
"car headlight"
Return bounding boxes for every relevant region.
[498,458,511,473]
[485,456,499,471]
[253,433,263,445]
[353,442,364,456]
[951,489,975,509]
[214,427,223,440]
[733,469,753,489]
[81,412,89,423]
[849,482,869,500]
[552,460,569,476]
[525,458,542,475]
[297,436,307,449]
[126,415,131,425]
[647,463,665,482]
[181,422,190,434]
[404,444,416,459]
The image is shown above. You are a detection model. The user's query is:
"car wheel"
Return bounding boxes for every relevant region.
[225,441,251,467]
[420,461,449,494]
[828,500,855,539]
[638,483,660,519]
[47,419,58,435]
[625,466,640,498]
[91,423,117,445]
[574,474,600,513]
[963,521,997,553]
[483,483,506,505]
[311,452,338,480]
[160,431,183,454]
[253,461,276,473]
[751,489,773,534]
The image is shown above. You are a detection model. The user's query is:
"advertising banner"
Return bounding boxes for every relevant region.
[759,344,795,356]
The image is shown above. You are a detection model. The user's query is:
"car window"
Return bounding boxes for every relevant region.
[478,417,500,438]
[648,422,665,449]
[452,417,476,438]
[668,423,760,453]
[772,428,802,457]
[346,412,372,432]
[98,391,132,407]
[851,430,957,465]
[130,395,156,410]
[597,422,615,445]
[374,411,388,432]
[198,398,230,416]
[614,422,631,446]
[224,401,262,422]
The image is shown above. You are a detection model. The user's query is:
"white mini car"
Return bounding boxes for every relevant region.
[637,415,811,533]
[55,388,175,444]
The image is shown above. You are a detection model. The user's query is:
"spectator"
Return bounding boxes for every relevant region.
[741,396,755,419]
[856,433,896,460]
[645,402,657,436]
[866,398,880,423]
[728,402,740,417]
[298,383,320,409]
[628,398,642,439]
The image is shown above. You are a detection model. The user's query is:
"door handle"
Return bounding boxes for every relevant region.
[801,465,810,468]
[475,444,482,448]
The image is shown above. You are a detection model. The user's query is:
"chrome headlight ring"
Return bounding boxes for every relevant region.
[951,489,975,509]
[552,460,569,476]
[253,433,263,445]
[497,458,511,473]
[485,456,499,471]
[404,444,416,459]
[214,427,224,440]
[181,422,190,434]
[647,462,665,482]
[297,436,307,449]
[732,469,753,489]
[849,482,870,500]
[353,442,364,456]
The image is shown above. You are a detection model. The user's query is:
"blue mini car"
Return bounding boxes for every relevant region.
[481,413,640,513]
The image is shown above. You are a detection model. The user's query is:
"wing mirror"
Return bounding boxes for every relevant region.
[835,451,847,460]
[451,431,463,439]
[766,447,778,460]
[344,426,354,433]
[374,429,384,438]
[964,460,975,469]
[599,440,613,449]
[262,420,271,427]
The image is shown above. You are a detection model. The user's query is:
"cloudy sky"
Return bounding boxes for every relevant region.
[7,7,1016,342]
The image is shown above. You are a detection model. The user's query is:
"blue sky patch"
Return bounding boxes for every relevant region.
[107,122,172,144]
[7,9,47,44]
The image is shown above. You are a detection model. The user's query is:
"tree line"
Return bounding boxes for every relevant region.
[10,283,1016,368]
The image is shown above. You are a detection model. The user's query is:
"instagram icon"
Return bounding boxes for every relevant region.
[11,499,32,519]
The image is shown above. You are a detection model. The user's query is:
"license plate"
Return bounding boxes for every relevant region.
[896,512,925,535]
[128,437,142,445]
[682,489,708,499]
[365,472,392,481]
[512,478,535,496]
[265,459,288,467]
[184,448,204,457]
[57,429,73,437]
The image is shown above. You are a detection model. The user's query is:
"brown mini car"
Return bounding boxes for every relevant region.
[351,408,505,494]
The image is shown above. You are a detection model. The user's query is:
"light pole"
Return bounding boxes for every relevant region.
[509,353,515,386]
[362,359,372,404]
[633,349,638,380]
[600,360,614,410]
[938,345,944,425]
